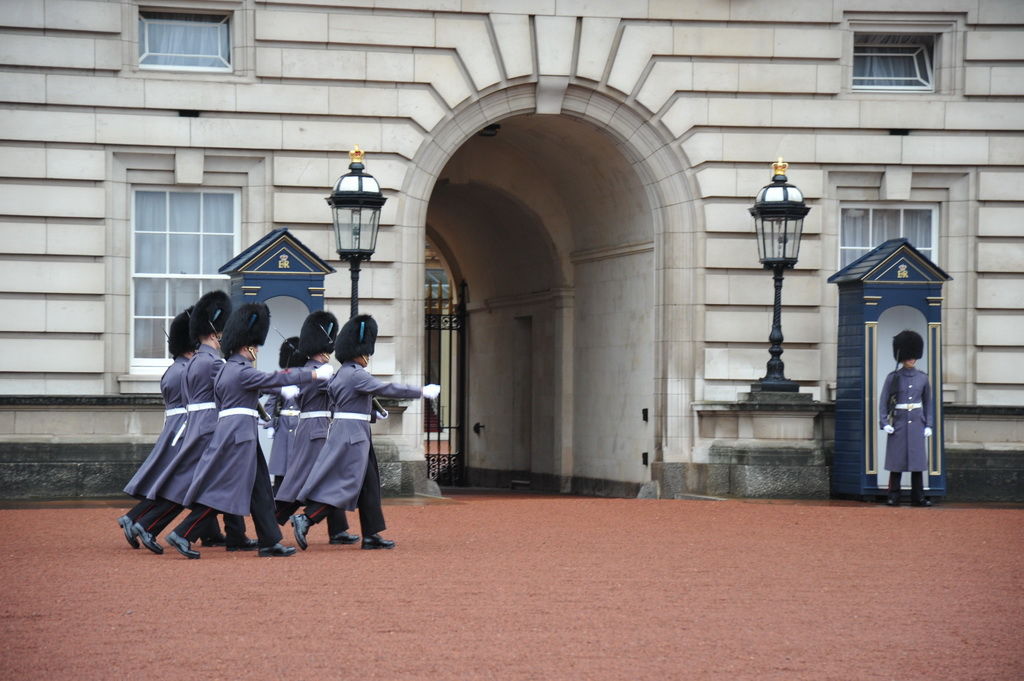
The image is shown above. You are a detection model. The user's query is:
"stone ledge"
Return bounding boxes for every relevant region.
[694,400,832,414]
[945,405,1024,417]
[0,442,150,499]
[708,439,828,466]
[0,395,163,408]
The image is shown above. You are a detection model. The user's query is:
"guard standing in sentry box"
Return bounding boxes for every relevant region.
[879,330,933,507]
[116,306,194,548]
[166,303,334,559]
[293,315,439,551]
[274,310,358,546]
[263,336,302,494]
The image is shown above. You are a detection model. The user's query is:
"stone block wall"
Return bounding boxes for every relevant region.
[0,0,1020,498]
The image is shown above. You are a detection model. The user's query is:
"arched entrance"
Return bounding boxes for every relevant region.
[404,86,690,496]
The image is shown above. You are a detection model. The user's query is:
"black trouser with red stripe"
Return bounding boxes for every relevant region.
[304,447,385,537]
[172,452,282,548]
[125,498,159,523]
[135,498,244,540]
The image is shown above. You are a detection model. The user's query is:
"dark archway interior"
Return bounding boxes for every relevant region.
[426,113,654,489]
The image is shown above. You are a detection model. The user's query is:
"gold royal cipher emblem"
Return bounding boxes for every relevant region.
[897,263,908,279]
[278,253,291,269]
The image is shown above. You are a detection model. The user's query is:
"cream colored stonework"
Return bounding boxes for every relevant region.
[0,0,1020,492]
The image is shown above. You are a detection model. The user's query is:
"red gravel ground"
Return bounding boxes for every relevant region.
[0,493,1021,681]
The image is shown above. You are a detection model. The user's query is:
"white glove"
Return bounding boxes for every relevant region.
[313,363,335,381]
[422,384,441,400]
[281,385,300,400]
[266,427,275,440]
[258,418,271,428]
[374,409,389,421]
[883,425,894,434]
[924,427,933,438]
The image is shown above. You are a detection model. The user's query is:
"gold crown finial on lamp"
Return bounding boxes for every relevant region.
[349,145,364,164]
[772,157,788,176]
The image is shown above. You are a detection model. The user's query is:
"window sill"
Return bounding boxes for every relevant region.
[121,65,255,84]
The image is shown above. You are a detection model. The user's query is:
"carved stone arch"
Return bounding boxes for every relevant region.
[398,84,692,240]
[395,82,697,493]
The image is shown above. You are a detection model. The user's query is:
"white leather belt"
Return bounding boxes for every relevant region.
[279,409,301,417]
[300,411,332,419]
[219,408,259,418]
[165,407,187,416]
[894,403,922,411]
[187,402,217,412]
[333,411,370,421]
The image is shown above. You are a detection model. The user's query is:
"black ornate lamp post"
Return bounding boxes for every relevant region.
[326,145,387,318]
[749,158,810,392]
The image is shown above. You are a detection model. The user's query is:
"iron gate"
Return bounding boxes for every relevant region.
[424,282,466,485]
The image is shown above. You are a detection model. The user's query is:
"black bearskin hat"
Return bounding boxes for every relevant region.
[220,303,271,357]
[278,336,300,369]
[335,314,377,362]
[190,290,232,343]
[298,310,340,358]
[893,329,924,362]
[168,306,195,358]
[286,347,307,369]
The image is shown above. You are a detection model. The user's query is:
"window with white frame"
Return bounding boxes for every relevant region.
[138,11,231,71]
[133,190,238,366]
[853,34,935,91]
[840,205,937,268]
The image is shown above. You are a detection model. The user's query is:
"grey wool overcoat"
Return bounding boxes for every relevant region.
[274,358,332,504]
[183,354,315,516]
[298,361,422,511]
[878,366,932,472]
[123,355,188,498]
[144,343,224,504]
[265,389,299,477]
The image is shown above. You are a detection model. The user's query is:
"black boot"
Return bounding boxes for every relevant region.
[166,531,200,559]
[290,514,310,550]
[910,471,932,506]
[258,543,296,557]
[118,515,140,549]
[361,533,395,550]
[330,531,360,545]
[132,522,164,555]
[200,532,227,547]
[886,472,902,507]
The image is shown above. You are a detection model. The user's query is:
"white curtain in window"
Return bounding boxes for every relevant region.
[841,209,869,247]
[139,13,229,68]
[203,193,234,233]
[839,206,936,270]
[202,193,234,273]
[135,191,165,231]
[133,190,236,360]
[854,34,932,88]
[874,209,901,243]
[902,209,932,249]
[135,192,167,274]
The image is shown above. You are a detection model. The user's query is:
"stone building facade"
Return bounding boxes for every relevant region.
[0,0,1021,500]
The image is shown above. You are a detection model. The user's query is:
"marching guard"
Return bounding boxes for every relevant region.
[166,302,334,558]
[292,315,439,551]
[132,290,248,553]
[116,306,193,548]
[264,336,302,494]
[274,310,358,546]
